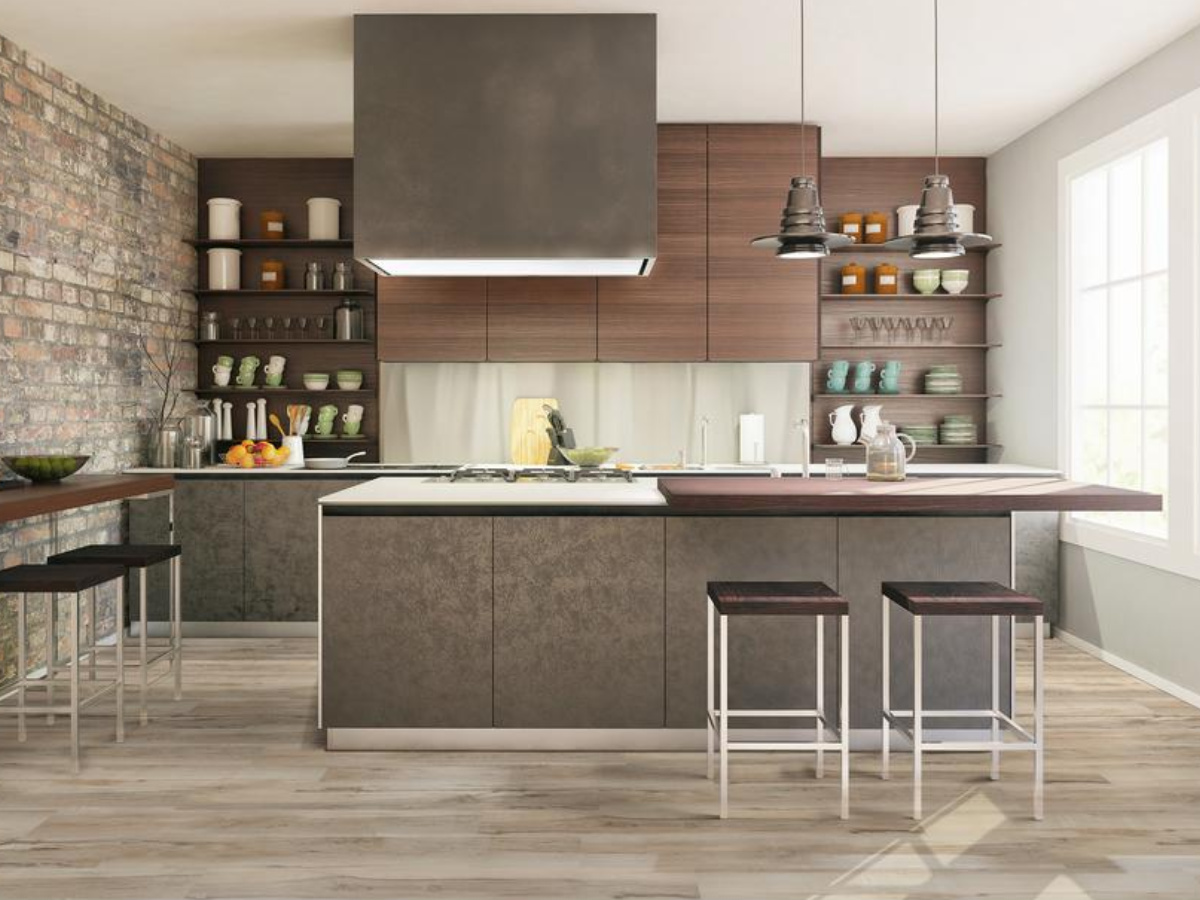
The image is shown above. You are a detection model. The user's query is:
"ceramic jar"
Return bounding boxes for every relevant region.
[206,198,241,240]
[307,197,342,240]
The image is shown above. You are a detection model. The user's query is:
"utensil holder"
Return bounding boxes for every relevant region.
[281,436,305,468]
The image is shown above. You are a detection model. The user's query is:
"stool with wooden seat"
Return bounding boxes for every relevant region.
[49,544,182,725]
[707,581,850,819]
[0,563,127,772]
[880,581,1045,820]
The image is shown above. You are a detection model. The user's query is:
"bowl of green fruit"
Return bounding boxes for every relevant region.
[3,455,91,484]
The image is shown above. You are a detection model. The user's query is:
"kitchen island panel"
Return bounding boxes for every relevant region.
[837,516,1012,729]
[664,517,839,727]
[245,479,366,621]
[493,517,666,728]
[175,480,246,621]
[322,516,494,728]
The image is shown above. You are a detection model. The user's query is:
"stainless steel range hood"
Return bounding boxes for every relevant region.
[354,14,657,277]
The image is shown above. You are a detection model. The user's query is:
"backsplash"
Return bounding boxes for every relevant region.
[379,363,812,465]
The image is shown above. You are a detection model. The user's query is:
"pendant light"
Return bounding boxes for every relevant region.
[883,0,991,258]
[751,0,850,259]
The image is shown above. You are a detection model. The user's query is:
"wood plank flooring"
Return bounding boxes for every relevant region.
[1,638,1199,899]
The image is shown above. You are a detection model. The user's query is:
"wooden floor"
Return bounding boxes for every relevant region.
[1,638,1199,899]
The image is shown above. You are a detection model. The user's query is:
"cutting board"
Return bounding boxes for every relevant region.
[510,398,558,465]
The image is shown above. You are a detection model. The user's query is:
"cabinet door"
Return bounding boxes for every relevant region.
[173,480,246,621]
[598,125,707,361]
[707,124,820,360]
[321,516,494,728]
[244,479,363,621]
[487,278,597,361]
[377,277,486,361]
[664,517,838,727]
[493,517,665,727]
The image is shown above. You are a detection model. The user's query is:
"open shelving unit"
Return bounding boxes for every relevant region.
[189,159,380,460]
[814,157,999,463]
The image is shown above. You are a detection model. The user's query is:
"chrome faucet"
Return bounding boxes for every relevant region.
[700,416,711,467]
[794,418,811,478]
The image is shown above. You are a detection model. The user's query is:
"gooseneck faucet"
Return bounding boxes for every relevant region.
[700,416,711,467]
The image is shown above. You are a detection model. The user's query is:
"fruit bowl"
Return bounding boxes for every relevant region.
[3,455,91,483]
[223,441,291,469]
[559,446,619,467]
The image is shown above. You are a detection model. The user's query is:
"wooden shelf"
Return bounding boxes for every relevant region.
[821,293,999,301]
[195,388,372,396]
[185,238,354,249]
[814,443,1000,450]
[830,242,1000,253]
[189,289,374,298]
[813,393,999,399]
[216,436,373,445]
[820,342,1000,349]
[194,339,372,345]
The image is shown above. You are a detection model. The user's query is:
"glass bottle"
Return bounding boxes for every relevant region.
[865,422,917,482]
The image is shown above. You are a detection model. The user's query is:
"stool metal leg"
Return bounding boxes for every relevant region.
[88,587,97,681]
[17,594,27,743]
[45,593,56,725]
[912,613,923,820]
[881,594,890,781]
[69,591,80,774]
[706,596,715,780]
[1010,614,1017,719]
[172,556,183,701]
[815,613,825,779]
[719,612,729,820]
[991,614,1000,780]
[840,612,850,820]
[139,567,149,726]
[116,576,125,745]
[1034,613,1045,820]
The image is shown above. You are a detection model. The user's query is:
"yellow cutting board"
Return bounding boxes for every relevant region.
[510,398,558,465]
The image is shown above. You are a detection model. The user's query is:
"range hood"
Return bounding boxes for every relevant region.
[354,14,657,277]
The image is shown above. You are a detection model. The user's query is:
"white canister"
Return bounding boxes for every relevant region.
[897,205,919,237]
[206,198,242,240]
[307,197,342,240]
[952,204,976,234]
[738,413,765,465]
[207,248,242,290]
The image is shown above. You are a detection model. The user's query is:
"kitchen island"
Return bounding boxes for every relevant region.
[318,475,1157,749]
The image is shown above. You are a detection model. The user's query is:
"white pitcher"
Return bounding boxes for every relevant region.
[858,404,883,444]
[829,404,857,446]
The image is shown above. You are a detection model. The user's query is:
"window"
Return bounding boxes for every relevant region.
[1067,139,1169,539]
[1059,88,1200,579]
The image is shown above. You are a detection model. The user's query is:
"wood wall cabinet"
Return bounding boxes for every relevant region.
[707,124,820,361]
[377,277,487,361]
[597,125,708,361]
[487,278,597,361]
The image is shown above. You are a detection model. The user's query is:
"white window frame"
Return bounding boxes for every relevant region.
[1057,88,1200,581]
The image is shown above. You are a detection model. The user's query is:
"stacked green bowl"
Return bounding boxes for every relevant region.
[924,364,962,395]
[899,424,939,446]
[939,415,978,445]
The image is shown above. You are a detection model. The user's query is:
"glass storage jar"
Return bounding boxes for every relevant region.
[864,211,889,244]
[866,422,917,482]
[840,212,863,243]
[874,262,899,294]
[260,259,285,290]
[840,261,867,295]
[259,210,285,239]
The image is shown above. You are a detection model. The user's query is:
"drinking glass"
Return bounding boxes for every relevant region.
[825,458,845,480]
[883,316,900,344]
[900,316,916,343]
[849,316,867,344]
[936,315,955,343]
[867,316,882,342]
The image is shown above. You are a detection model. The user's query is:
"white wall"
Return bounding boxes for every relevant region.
[988,24,1200,698]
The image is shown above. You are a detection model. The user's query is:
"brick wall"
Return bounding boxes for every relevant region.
[0,32,197,682]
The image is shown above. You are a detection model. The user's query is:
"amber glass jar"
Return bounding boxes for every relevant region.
[864,211,889,244]
[260,259,285,290]
[840,212,863,243]
[260,210,285,240]
[840,261,867,295]
[874,262,899,294]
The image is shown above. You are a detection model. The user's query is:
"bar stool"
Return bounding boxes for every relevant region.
[707,581,850,820]
[49,544,182,725]
[880,581,1045,820]
[0,563,127,772]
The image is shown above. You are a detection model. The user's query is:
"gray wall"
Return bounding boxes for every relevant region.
[380,362,812,465]
[988,24,1200,693]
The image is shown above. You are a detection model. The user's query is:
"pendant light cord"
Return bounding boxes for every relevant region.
[800,0,807,178]
[933,0,940,175]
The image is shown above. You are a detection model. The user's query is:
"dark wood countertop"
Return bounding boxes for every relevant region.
[0,474,176,525]
[657,476,1161,514]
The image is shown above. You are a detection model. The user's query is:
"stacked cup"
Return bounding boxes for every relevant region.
[264,355,287,388]
[211,354,234,387]
[235,356,260,388]
[314,404,339,437]
[341,404,364,437]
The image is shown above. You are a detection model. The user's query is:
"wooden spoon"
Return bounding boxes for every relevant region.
[269,413,288,440]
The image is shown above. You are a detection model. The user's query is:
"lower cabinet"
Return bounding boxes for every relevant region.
[321,516,494,728]
[664,517,839,727]
[493,517,666,728]
[173,479,246,622]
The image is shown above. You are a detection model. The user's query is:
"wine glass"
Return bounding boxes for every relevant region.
[281,317,293,340]
[228,316,242,341]
[316,316,329,339]
[297,317,308,340]
[246,316,258,341]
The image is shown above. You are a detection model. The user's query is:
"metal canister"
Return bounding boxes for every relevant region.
[151,424,181,468]
[332,261,354,291]
[179,402,218,467]
[199,311,221,342]
[305,261,325,291]
[334,298,364,340]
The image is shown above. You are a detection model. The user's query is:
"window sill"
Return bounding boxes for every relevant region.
[1061,521,1200,582]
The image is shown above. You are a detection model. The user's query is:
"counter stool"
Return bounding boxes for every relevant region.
[707,581,850,820]
[49,544,182,726]
[0,563,127,772]
[880,581,1045,820]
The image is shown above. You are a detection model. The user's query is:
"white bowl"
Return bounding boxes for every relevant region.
[941,269,970,294]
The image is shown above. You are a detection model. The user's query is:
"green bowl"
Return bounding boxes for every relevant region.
[3,454,90,483]
[559,446,619,467]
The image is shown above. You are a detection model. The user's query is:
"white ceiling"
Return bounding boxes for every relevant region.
[4,0,1200,158]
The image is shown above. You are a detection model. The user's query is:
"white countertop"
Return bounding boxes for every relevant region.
[319,477,669,507]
